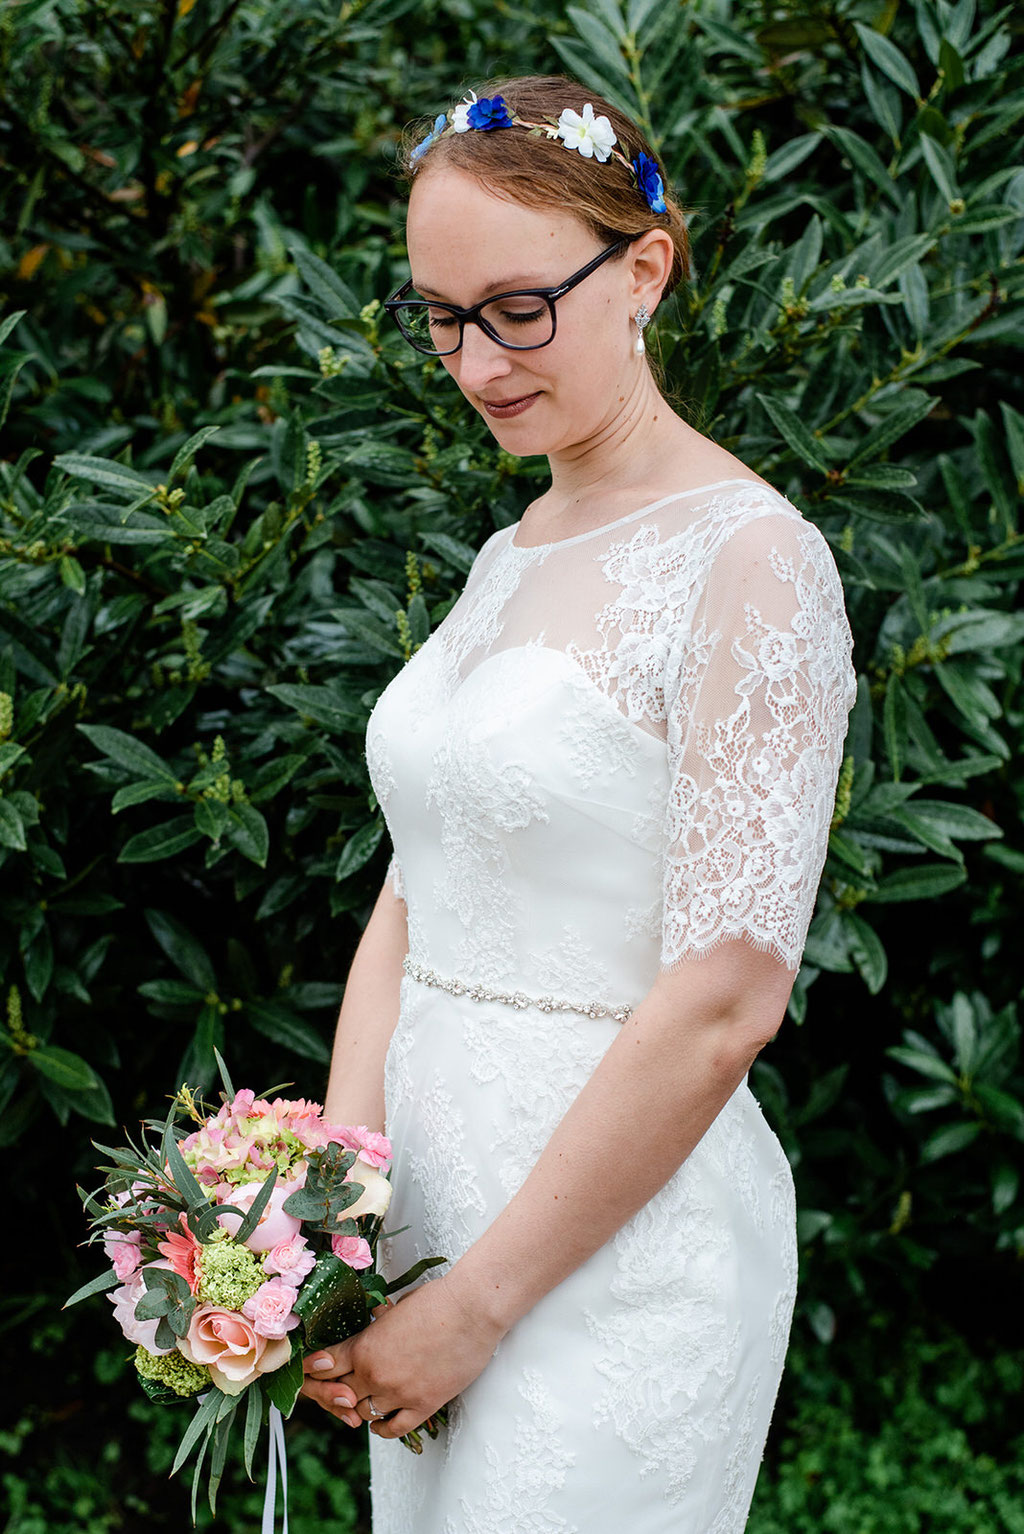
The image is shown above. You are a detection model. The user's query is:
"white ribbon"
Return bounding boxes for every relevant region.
[261,1405,289,1534]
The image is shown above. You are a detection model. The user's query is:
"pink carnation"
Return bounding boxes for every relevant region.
[331,1234,373,1270]
[329,1124,392,1172]
[263,1233,316,1285]
[242,1278,301,1340]
[103,1228,142,1282]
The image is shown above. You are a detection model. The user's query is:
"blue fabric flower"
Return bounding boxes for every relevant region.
[410,113,449,165]
[467,96,513,131]
[633,152,667,214]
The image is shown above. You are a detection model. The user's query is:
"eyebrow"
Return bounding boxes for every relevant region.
[412,274,550,302]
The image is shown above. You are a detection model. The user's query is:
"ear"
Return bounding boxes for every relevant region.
[626,229,675,315]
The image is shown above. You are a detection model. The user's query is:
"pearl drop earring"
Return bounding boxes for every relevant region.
[633,303,650,356]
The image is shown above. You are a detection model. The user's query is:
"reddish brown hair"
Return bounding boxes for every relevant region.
[401,75,690,297]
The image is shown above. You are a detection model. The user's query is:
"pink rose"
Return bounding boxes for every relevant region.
[179,1304,292,1395]
[242,1278,301,1340]
[216,1173,304,1253]
[263,1233,316,1285]
[331,1234,373,1270]
[103,1228,142,1282]
[108,1266,173,1356]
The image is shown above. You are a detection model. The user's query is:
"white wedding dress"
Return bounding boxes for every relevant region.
[364,479,856,1534]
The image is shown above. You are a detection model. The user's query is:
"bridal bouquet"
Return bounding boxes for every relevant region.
[67,1057,443,1518]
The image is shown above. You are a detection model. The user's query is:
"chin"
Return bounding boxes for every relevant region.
[478,402,577,458]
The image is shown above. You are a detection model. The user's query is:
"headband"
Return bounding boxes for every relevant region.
[409,94,667,215]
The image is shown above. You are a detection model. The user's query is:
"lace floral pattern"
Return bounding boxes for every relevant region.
[585,1151,735,1505]
[660,516,855,968]
[443,1370,578,1534]
[462,1000,611,1200]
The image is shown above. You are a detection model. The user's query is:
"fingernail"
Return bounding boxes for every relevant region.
[332,1394,353,1408]
[311,1356,334,1371]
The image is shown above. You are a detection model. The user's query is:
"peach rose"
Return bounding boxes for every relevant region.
[179,1304,292,1395]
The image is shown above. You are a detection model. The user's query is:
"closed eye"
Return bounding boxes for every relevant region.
[497,305,547,325]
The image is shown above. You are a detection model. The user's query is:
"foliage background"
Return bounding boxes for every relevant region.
[1,0,1022,1528]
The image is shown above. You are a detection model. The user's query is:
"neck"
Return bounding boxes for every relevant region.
[543,364,683,512]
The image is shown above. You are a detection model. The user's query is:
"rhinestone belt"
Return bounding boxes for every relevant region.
[402,956,633,1024]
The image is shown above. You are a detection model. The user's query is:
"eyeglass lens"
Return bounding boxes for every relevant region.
[396,294,554,355]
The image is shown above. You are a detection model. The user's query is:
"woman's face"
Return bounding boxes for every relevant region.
[405,166,643,458]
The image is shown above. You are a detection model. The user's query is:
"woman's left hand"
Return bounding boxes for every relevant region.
[298,1276,506,1438]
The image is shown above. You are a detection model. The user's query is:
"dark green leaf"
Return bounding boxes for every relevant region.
[867,864,967,903]
[170,427,221,482]
[225,803,270,867]
[294,1254,372,1352]
[920,1121,982,1163]
[756,393,831,473]
[171,1391,223,1476]
[384,1255,447,1295]
[246,1000,330,1063]
[145,909,217,990]
[54,454,155,496]
[64,1268,121,1308]
[243,1381,263,1480]
[262,1351,305,1417]
[30,1046,99,1092]
[119,818,203,863]
[335,820,384,882]
[0,800,27,850]
[854,22,921,98]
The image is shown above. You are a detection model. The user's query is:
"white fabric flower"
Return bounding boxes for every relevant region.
[452,92,477,133]
[556,103,618,162]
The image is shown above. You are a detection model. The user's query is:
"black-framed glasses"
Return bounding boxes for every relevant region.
[383,239,628,357]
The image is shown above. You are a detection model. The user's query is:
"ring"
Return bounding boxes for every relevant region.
[365,1396,387,1420]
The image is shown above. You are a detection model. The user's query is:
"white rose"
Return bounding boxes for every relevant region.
[342,1157,392,1221]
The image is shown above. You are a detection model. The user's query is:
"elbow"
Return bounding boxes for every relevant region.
[707,994,789,1078]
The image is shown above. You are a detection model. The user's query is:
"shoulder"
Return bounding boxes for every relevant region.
[463,522,516,582]
[698,484,844,599]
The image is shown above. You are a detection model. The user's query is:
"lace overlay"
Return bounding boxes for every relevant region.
[443,1370,578,1534]
[367,480,854,1534]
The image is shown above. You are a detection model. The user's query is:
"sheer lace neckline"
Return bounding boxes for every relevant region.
[508,477,770,552]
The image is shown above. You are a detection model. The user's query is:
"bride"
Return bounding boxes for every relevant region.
[299,74,855,1533]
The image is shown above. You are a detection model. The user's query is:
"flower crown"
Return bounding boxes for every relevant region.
[410,95,667,215]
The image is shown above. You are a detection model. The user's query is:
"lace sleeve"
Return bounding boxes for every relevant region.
[661,512,855,972]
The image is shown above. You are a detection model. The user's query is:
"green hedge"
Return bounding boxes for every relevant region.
[2,0,1023,1526]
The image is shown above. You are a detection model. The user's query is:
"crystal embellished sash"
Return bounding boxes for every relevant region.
[402,955,634,1024]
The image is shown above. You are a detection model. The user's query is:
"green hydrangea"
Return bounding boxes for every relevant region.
[134,1345,208,1397]
[197,1234,264,1307]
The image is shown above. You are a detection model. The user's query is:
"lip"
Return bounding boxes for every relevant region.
[481,391,541,419]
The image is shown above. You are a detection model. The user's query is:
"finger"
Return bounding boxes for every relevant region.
[303,1350,340,1377]
[371,1298,396,1320]
[370,1407,425,1440]
[298,1378,362,1428]
[304,1343,355,1379]
[356,1394,394,1424]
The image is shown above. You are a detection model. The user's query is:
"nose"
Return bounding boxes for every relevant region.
[451,319,514,393]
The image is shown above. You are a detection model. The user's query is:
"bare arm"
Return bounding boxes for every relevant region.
[302,940,795,1433]
[322,878,408,1132]
[446,940,793,1333]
